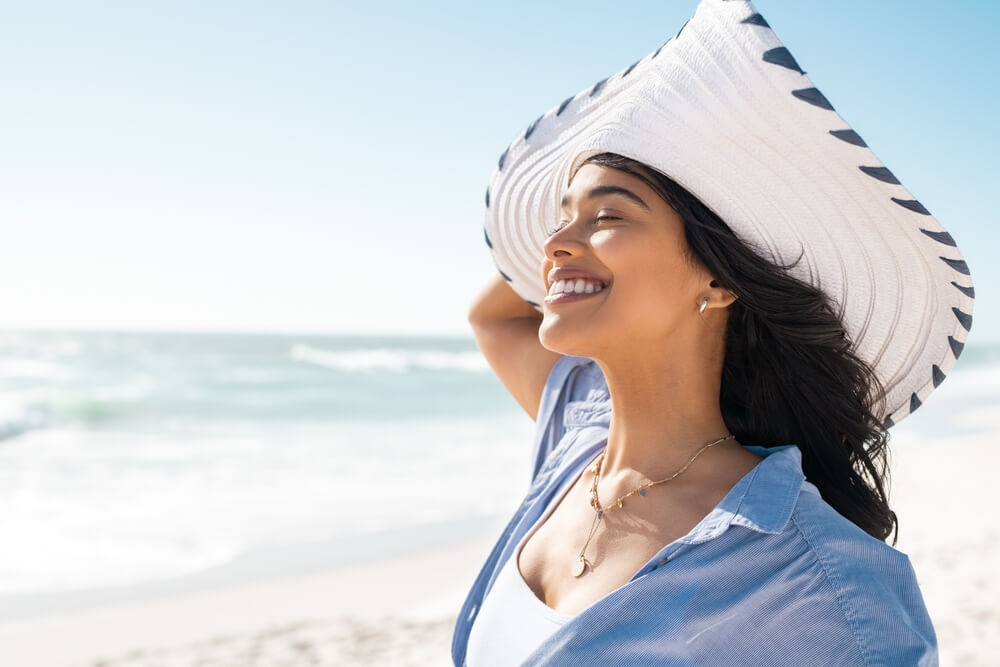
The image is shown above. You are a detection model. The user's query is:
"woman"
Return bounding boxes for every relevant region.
[452,1,971,665]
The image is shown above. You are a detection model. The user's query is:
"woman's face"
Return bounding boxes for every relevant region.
[538,162,715,356]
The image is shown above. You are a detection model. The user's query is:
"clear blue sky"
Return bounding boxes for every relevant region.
[1,0,996,339]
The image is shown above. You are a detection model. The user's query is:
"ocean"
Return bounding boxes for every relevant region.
[0,330,536,621]
[0,329,996,622]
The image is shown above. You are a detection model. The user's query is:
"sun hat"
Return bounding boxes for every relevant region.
[481,0,974,428]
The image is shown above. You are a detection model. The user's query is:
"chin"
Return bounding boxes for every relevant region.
[539,316,603,358]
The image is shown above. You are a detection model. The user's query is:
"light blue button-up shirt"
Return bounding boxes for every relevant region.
[452,355,938,666]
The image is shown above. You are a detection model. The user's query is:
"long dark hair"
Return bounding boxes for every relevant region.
[580,152,898,545]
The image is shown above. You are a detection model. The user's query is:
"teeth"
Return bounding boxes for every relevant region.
[547,278,606,296]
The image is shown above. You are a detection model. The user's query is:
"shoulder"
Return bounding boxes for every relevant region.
[786,486,939,666]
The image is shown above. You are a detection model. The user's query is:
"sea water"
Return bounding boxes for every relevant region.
[0,329,996,621]
[0,330,537,620]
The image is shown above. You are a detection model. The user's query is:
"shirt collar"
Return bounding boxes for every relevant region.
[677,444,806,543]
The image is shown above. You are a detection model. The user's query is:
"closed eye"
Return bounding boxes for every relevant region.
[546,215,619,236]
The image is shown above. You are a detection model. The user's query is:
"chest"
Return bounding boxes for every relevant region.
[515,477,716,617]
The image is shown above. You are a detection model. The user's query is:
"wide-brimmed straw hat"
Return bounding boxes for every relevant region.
[481,0,974,428]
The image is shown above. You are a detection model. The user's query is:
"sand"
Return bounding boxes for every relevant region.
[1,431,996,666]
[0,537,496,666]
[882,430,1000,666]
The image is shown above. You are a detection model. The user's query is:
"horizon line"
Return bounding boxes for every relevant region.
[0,325,477,339]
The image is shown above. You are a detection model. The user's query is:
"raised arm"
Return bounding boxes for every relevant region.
[468,274,562,421]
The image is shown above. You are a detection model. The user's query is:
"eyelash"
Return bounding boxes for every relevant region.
[546,215,619,236]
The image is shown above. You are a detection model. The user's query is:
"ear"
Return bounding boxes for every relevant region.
[705,279,738,310]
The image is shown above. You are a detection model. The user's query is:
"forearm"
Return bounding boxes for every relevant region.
[468,273,543,324]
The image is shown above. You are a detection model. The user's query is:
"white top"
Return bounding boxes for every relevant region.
[465,461,583,666]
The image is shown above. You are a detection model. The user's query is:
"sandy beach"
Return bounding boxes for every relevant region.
[1,428,997,667]
[0,536,496,666]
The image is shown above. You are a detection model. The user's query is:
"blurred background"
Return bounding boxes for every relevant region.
[0,1,996,665]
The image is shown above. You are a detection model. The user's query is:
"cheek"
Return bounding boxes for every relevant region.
[599,238,702,330]
[599,234,694,291]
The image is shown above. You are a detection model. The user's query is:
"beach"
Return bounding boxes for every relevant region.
[0,537,497,666]
[0,331,997,666]
[0,331,533,666]
[881,429,1000,666]
[0,427,996,666]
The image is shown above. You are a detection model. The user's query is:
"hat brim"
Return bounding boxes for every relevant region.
[482,0,974,427]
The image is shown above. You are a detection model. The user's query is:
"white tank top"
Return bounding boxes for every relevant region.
[465,461,584,666]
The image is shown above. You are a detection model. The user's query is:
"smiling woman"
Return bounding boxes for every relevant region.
[463,150,918,666]
[539,160,737,362]
[454,0,971,664]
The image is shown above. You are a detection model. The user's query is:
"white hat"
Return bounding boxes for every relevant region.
[482,0,974,428]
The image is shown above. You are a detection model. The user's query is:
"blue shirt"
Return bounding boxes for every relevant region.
[452,355,938,666]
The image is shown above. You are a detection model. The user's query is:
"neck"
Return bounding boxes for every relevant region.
[590,330,738,488]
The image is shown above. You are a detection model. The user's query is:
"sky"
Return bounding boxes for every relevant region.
[1,0,996,339]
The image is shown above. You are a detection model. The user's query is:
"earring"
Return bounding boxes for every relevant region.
[699,297,709,314]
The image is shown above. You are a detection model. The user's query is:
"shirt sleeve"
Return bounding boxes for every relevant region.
[793,499,940,666]
[526,354,609,483]
[851,553,939,666]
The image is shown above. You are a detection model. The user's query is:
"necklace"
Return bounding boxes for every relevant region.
[571,433,735,577]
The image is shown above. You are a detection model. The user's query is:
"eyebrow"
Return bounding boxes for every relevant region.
[561,185,651,212]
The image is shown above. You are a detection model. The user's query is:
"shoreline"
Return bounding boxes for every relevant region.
[0,535,498,666]
[1,429,996,665]
[0,513,510,625]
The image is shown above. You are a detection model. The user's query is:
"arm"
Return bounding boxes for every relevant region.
[468,274,562,421]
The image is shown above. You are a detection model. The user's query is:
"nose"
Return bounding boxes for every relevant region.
[542,218,586,261]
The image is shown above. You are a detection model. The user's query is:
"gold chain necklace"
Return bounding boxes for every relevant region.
[571,433,735,577]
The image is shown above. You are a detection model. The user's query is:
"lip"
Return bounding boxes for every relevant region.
[543,284,608,306]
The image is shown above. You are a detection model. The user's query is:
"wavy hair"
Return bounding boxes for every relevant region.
[578,152,898,544]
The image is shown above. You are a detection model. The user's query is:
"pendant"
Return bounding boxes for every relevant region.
[571,556,590,577]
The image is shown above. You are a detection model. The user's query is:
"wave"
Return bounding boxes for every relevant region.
[288,344,488,373]
[0,377,159,442]
[0,398,57,443]
[0,358,77,381]
[0,395,147,442]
